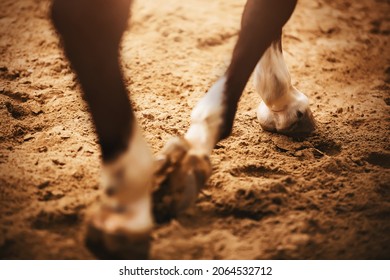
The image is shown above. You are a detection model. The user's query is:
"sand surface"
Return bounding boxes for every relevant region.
[0,0,389,259]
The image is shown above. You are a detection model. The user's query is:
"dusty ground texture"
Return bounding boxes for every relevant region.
[0,0,389,259]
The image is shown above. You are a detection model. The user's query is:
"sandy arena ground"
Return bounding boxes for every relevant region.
[0,0,389,259]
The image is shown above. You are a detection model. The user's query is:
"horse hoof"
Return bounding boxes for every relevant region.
[153,137,212,223]
[84,198,152,259]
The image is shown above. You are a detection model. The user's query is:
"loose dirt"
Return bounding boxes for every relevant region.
[0,0,389,259]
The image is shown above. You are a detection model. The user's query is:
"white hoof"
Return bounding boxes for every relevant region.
[257,88,315,136]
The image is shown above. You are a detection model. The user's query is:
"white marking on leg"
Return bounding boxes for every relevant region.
[254,41,314,134]
[101,122,154,231]
[185,76,226,155]
[254,41,294,112]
